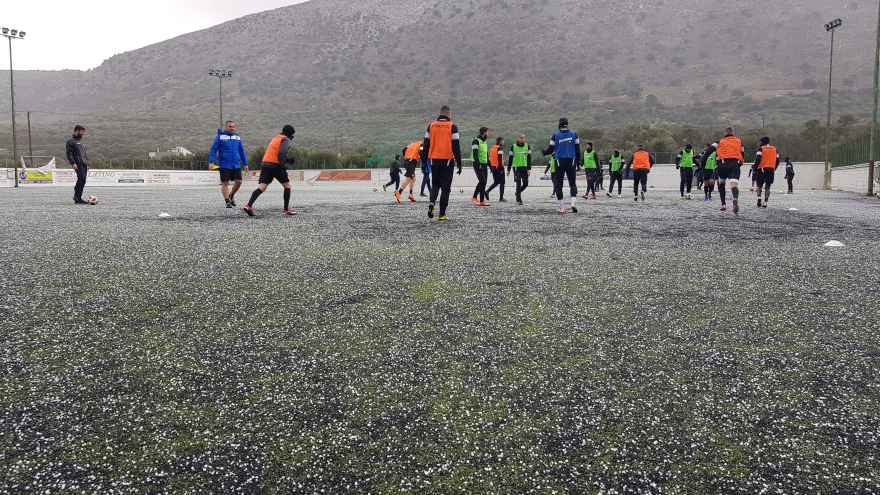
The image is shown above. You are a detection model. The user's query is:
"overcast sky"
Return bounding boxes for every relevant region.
[3,0,310,71]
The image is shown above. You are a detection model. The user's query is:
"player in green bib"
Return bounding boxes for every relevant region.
[544,154,556,197]
[470,127,490,206]
[606,147,625,197]
[506,133,532,205]
[701,143,717,201]
[675,144,696,199]
[582,142,599,199]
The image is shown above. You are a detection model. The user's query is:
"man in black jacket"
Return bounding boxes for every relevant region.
[65,125,90,204]
[784,157,795,194]
[384,154,401,195]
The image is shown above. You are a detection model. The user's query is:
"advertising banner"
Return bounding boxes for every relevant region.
[315,170,372,181]
[249,170,303,182]
[18,170,54,184]
[117,171,146,184]
[147,172,171,185]
[86,171,120,185]
[171,173,197,186]
[195,172,219,184]
[53,170,77,184]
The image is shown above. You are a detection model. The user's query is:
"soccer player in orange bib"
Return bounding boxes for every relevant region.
[421,106,462,221]
[704,127,745,215]
[753,136,779,208]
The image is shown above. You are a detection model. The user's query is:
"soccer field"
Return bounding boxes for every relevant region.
[2,186,879,493]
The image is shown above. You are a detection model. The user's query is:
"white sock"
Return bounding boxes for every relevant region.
[570,197,577,204]
[558,199,563,206]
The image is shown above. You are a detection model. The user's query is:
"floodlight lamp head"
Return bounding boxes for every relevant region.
[221,70,227,76]
[9,30,17,36]
[227,70,232,77]
[18,31,25,38]
[1,28,8,35]
[208,69,214,75]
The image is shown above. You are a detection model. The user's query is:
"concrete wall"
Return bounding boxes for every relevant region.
[0,162,834,193]
[782,162,825,191]
[829,163,876,195]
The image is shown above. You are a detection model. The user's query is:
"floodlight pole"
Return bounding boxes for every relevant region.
[2,30,25,186]
[870,6,879,197]
[824,19,841,189]
[208,69,233,130]
[27,111,32,157]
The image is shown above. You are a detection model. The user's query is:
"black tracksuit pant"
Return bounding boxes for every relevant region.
[633,169,649,195]
[585,169,597,196]
[554,159,578,200]
[486,166,505,199]
[513,168,529,202]
[472,164,488,201]
[609,171,623,194]
[679,167,693,195]
[384,172,400,190]
[74,167,88,200]
[430,160,456,216]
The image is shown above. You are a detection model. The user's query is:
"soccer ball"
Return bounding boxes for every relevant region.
[685,193,691,200]
[87,195,99,205]
[373,187,377,192]
[459,188,464,193]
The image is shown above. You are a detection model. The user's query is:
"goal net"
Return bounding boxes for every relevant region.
[20,156,58,174]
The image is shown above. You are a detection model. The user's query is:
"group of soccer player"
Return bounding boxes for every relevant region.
[207,108,791,219]
[410,106,791,219]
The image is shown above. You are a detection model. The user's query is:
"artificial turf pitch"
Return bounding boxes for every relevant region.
[1,186,879,494]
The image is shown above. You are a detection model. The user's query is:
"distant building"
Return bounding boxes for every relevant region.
[149,147,193,159]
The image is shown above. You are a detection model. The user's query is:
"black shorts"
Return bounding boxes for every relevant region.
[715,162,742,182]
[258,164,290,184]
[403,159,418,178]
[755,168,775,187]
[219,168,243,182]
[703,168,717,181]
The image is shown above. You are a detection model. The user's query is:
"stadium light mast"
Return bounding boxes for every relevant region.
[208,69,233,130]
[869,6,879,197]
[824,18,842,188]
[2,27,26,187]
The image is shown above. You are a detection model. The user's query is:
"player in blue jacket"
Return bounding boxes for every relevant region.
[541,118,581,213]
[209,121,249,208]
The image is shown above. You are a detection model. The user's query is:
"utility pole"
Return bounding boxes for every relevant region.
[870,6,879,197]
[27,111,32,159]
[208,70,233,130]
[2,27,26,187]
[824,18,842,189]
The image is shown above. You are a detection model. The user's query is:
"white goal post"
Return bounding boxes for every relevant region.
[20,156,58,174]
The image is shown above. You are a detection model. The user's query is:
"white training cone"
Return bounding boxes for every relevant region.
[159,212,171,219]
[788,208,798,211]
[824,240,844,247]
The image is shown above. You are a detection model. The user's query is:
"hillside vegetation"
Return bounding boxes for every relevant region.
[0,0,875,161]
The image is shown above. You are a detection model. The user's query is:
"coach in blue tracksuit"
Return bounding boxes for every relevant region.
[209,120,249,208]
[541,117,581,213]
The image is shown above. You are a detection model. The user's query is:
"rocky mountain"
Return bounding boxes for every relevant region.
[0,0,875,156]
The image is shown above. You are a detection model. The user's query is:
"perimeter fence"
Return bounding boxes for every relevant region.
[829,131,880,168]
